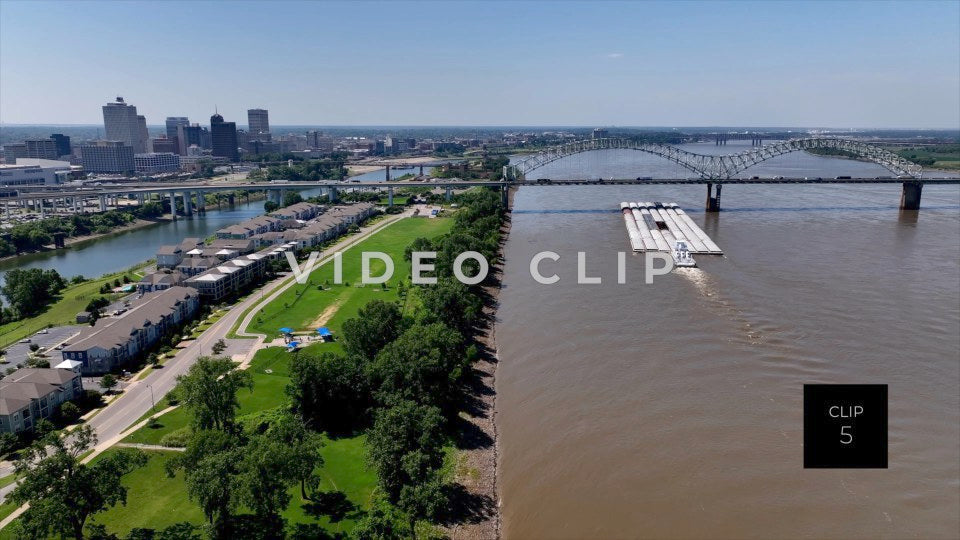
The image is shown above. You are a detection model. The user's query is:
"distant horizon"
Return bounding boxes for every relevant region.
[2,123,958,132]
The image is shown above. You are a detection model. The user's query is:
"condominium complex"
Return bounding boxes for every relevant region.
[60,287,201,374]
[0,362,84,434]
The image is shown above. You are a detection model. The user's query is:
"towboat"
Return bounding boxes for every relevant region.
[672,241,697,268]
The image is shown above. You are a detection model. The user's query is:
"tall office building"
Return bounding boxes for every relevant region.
[165,117,189,140]
[50,134,72,157]
[24,139,60,159]
[137,115,149,152]
[210,113,239,162]
[102,97,146,153]
[165,117,190,154]
[247,109,270,139]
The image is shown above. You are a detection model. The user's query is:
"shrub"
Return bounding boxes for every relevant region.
[159,426,192,448]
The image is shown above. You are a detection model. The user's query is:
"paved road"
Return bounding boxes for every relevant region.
[0,211,412,516]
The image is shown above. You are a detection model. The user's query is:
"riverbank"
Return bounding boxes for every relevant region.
[447,186,513,540]
[0,217,167,264]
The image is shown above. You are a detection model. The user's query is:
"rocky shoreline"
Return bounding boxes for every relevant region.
[447,187,514,540]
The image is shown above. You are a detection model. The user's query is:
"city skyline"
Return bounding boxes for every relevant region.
[1,1,959,128]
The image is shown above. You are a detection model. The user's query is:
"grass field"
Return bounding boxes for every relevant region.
[247,217,453,338]
[0,263,148,350]
[111,344,376,536]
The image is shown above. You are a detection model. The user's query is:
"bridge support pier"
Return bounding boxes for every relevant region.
[196,191,206,214]
[329,187,338,203]
[705,183,721,212]
[387,187,394,207]
[501,185,509,207]
[419,165,424,177]
[168,192,177,221]
[385,165,390,181]
[99,195,107,212]
[182,191,192,216]
[445,187,452,202]
[900,182,922,210]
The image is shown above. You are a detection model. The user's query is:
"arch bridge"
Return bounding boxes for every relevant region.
[506,137,923,181]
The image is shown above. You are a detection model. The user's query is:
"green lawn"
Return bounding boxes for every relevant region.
[248,217,452,338]
[0,264,147,350]
[0,475,14,490]
[103,345,376,537]
[377,195,410,205]
[122,406,191,446]
[87,450,205,535]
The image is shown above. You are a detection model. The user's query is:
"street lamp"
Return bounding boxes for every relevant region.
[147,384,155,412]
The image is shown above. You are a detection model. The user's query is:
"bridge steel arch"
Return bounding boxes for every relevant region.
[506,137,923,181]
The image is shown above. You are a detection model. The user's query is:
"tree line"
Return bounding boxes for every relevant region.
[0,204,164,257]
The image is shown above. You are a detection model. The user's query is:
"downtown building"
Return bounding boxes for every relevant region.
[210,113,239,161]
[80,141,135,174]
[247,108,270,140]
[102,96,147,153]
[134,152,181,174]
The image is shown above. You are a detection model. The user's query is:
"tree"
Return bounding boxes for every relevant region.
[287,351,369,433]
[0,432,16,456]
[351,495,413,540]
[211,338,227,355]
[264,200,279,212]
[366,400,446,504]
[59,401,81,423]
[283,191,304,207]
[166,429,241,526]
[261,412,324,501]
[100,373,118,394]
[403,237,434,262]
[341,300,404,361]
[177,356,253,431]
[419,278,482,337]
[187,452,239,527]
[0,268,66,318]
[9,425,146,540]
[372,323,467,411]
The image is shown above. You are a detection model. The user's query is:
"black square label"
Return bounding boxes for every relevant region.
[804,384,887,468]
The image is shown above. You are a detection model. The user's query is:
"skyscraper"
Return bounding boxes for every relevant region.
[102,97,146,153]
[210,113,239,161]
[165,117,190,154]
[137,115,149,153]
[247,108,270,140]
[50,134,71,157]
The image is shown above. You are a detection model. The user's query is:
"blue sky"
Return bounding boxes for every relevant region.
[1,0,958,127]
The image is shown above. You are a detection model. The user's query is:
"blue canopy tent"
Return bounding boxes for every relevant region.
[316,327,333,341]
[279,327,293,334]
[286,341,301,350]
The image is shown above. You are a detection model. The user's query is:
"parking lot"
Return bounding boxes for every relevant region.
[1,325,81,370]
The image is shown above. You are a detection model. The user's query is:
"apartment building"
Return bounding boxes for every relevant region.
[60,287,200,374]
[0,363,84,434]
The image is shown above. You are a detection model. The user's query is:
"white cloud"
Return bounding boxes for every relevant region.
[606,53,624,59]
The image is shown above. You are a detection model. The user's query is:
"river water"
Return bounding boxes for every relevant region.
[496,143,960,538]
